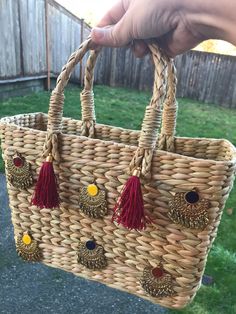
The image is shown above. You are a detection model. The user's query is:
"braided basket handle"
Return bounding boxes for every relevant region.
[81,49,178,150]
[46,38,168,177]
[158,60,178,152]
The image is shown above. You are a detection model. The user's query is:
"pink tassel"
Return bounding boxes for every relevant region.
[31,155,59,209]
[112,168,152,230]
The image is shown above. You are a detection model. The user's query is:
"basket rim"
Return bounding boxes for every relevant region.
[1,112,236,166]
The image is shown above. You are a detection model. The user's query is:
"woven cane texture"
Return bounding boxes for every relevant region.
[0,39,236,309]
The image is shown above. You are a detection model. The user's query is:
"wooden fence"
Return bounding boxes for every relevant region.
[175,51,236,107]
[0,0,46,78]
[48,0,90,84]
[0,0,235,107]
[0,0,90,84]
[95,48,236,108]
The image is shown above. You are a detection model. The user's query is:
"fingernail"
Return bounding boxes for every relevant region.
[92,27,105,41]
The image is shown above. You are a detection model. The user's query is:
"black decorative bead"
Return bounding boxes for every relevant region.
[185,191,199,204]
[86,240,96,250]
[78,240,107,269]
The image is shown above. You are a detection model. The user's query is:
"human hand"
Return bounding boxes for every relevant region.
[91,0,236,57]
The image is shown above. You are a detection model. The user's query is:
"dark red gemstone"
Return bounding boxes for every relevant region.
[152,267,164,278]
[13,157,24,167]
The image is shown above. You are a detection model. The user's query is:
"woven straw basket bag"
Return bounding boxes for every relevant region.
[0,38,236,310]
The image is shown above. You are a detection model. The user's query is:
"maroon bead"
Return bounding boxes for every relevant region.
[152,267,164,278]
[13,157,24,167]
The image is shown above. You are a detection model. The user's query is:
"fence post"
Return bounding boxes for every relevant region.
[80,18,84,87]
[45,0,51,90]
[17,0,24,76]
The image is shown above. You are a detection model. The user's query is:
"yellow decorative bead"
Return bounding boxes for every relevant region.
[22,234,32,245]
[87,184,99,197]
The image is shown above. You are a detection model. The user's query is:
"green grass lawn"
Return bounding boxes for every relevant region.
[0,85,236,314]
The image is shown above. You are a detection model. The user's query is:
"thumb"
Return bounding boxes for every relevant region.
[91,20,132,47]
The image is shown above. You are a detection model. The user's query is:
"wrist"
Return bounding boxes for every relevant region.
[181,0,236,44]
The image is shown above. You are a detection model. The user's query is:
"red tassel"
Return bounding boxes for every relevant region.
[31,154,60,209]
[112,168,152,230]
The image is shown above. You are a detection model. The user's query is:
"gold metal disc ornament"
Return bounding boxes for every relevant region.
[79,184,107,218]
[6,152,33,189]
[168,189,210,230]
[16,232,42,262]
[140,266,175,298]
[77,239,107,270]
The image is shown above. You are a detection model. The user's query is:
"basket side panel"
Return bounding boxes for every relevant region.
[1,127,235,309]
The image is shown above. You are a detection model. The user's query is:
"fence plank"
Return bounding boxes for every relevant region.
[0,0,21,77]
[18,0,47,76]
[48,1,91,82]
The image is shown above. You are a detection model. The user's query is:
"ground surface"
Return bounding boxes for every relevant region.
[0,174,168,314]
[0,86,236,314]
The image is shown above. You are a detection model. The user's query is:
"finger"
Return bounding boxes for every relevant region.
[91,16,132,47]
[157,26,203,57]
[88,41,101,51]
[97,0,127,27]
[132,40,149,58]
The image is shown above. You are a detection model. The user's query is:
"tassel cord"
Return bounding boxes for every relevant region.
[32,157,59,209]
[113,174,152,230]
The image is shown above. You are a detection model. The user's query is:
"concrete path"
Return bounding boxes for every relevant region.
[0,174,168,314]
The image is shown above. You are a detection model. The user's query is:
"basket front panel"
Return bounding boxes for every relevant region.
[1,125,236,309]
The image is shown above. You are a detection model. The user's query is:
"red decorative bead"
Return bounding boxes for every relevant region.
[152,267,164,278]
[13,157,24,167]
